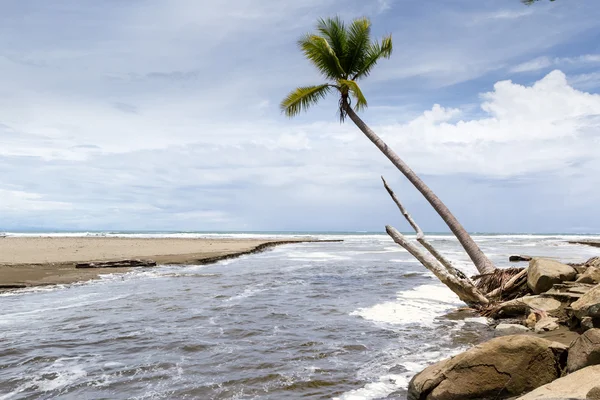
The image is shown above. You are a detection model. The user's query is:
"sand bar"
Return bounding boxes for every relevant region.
[0,237,320,288]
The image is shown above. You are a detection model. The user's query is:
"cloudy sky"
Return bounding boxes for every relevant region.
[1,0,600,233]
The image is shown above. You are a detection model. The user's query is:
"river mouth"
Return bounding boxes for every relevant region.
[1,233,598,400]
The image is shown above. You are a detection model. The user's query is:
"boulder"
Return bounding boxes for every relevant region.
[582,317,600,331]
[545,282,595,302]
[407,335,567,400]
[578,267,600,285]
[496,323,530,335]
[510,255,533,262]
[491,296,563,319]
[515,365,600,399]
[568,328,600,373]
[588,386,600,400]
[588,257,600,268]
[571,284,600,320]
[534,317,559,333]
[528,258,577,294]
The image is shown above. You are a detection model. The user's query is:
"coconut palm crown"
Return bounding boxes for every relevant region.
[280,17,392,122]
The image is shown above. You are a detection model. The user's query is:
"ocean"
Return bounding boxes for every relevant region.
[1,232,599,399]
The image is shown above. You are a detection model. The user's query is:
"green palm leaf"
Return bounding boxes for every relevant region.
[316,17,348,70]
[339,79,367,111]
[298,34,346,80]
[280,84,332,117]
[352,34,392,80]
[344,17,371,77]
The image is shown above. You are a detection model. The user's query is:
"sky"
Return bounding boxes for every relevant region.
[1,0,600,233]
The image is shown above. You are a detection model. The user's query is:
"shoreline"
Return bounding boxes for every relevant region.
[568,240,600,248]
[0,237,339,290]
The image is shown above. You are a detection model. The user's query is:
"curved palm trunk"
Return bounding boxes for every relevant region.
[344,105,496,275]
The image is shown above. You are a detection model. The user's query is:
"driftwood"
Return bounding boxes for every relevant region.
[486,268,528,299]
[76,259,157,268]
[381,176,537,308]
[386,226,488,306]
[381,177,457,272]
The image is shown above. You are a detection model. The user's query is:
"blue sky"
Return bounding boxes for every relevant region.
[1,0,600,233]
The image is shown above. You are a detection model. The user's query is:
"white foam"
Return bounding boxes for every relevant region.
[0,358,88,399]
[336,346,468,400]
[334,374,408,400]
[351,285,462,326]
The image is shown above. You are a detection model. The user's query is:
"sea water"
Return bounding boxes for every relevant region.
[1,233,599,399]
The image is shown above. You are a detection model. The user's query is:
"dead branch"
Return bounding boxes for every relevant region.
[381,176,458,274]
[486,268,528,298]
[386,225,489,307]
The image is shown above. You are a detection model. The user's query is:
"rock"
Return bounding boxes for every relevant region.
[408,335,567,400]
[528,258,577,294]
[545,282,595,301]
[571,284,600,320]
[75,259,157,268]
[510,255,533,262]
[535,317,559,333]
[568,328,600,373]
[578,267,600,285]
[515,365,600,399]
[582,317,600,331]
[491,296,563,318]
[496,323,530,335]
[588,257,600,268]
[588,386,600,400]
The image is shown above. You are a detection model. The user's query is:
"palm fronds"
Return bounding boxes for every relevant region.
[283,16,393,120]
[298,34,346,80]
[339,79,367,111]
[280,84,332,117]
[352,34,393,80]
[344,17,371,77]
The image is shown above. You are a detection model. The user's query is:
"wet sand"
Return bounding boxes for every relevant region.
[0,237,317,288]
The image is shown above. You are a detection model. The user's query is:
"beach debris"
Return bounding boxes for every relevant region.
[525,312,538,328]
[528,258,577,294]
[381,177,489,307]
[407,335,567,400]
[510,255,533,262]
[482,267,529,300]
[0,284,27,289]
[567,328,600,373]
[515,365,600,400]
[75,259,157,268]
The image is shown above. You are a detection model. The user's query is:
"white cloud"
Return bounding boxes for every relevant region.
[2,1,600,231]
[481,9,535,20]
[510,56,553,73]
[0,189,72,211]
[511,54,600,73]
[375,70,600,177]
[569,72,600,90]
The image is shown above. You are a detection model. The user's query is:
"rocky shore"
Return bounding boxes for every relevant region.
[408,256,600,400]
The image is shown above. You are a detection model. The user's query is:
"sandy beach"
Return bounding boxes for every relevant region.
[0,237,315,288]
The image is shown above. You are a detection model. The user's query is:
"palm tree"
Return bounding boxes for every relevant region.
[280,17,496,275]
